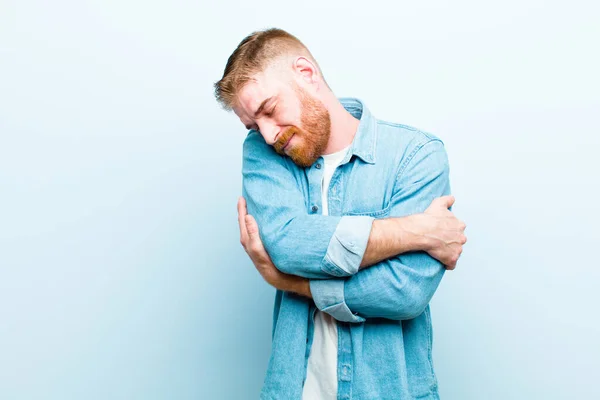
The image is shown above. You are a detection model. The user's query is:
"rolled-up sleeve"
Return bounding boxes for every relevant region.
[310,279,366,323]
[321,215,375,277]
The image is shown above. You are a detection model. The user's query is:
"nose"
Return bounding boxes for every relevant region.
[257,120,280,145]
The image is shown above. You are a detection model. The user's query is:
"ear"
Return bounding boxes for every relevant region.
[293,56,319,86]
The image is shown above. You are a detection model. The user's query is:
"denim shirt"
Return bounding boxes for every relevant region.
[242,98,451,400]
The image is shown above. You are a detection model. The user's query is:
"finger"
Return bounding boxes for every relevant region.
[446,258,457,270]
[240,196,248,214]
[245,214,260,239]
[237,197,249,246]
[245,214,268,259]
[237,196,248,217]
[245,214,265,252]
[439,195,455,209]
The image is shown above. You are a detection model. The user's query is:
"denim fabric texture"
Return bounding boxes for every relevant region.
[242,98,451,400]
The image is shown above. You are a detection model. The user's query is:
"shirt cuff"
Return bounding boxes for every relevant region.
[321,216,374,277]
[310,279,365,323]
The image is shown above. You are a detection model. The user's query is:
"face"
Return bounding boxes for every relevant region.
[233,71,331,168]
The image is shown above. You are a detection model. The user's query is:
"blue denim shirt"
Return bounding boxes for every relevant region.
[242,98,451,399]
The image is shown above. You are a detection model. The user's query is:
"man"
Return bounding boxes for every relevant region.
[214,28,467,400]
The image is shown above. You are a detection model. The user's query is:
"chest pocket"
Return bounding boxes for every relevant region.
[340,170,395,218]
[333,155,397,218]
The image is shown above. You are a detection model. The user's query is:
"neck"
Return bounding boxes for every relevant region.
[320,92,360,155]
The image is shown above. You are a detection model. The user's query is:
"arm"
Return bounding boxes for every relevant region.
[242,130,426,279]
[309,139,453,322]
[239,138,465,322]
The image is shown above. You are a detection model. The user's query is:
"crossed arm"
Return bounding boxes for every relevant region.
[240,131,466,322]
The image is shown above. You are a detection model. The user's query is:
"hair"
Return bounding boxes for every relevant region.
[213,28,325,111]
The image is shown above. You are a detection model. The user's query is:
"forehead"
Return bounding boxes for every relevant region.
[236,73,279,111]
[235,65,297,113]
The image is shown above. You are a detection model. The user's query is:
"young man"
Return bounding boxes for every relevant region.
[215,28,467,400]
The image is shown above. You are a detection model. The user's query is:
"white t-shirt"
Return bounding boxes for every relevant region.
[302,145,350,400]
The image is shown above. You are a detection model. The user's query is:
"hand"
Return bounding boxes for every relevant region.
[237,197,311,297]
[414,195,467,270]
[237,197,280,284]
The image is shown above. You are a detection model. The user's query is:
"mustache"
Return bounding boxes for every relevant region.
[273,127,299,154]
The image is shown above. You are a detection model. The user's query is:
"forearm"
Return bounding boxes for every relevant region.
[254,215,437,298]
[271,271,313,298]
[252,212,374,279]
[346,253,444,320]
[308,252,445,323]
[256,212,430,279]
[274,245,444,322]
[360,215,431,269]
[270,215,437,303]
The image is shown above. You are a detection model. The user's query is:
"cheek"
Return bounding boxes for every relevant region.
[279,104,302,126]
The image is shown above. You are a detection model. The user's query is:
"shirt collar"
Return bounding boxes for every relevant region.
[338,97,377,165]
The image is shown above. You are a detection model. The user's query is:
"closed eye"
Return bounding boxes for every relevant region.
[264,106,276,117]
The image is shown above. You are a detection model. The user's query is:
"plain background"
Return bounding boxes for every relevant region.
[1,1,598,399]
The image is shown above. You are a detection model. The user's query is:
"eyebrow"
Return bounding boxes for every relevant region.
[245,96,276,130]
[254,96,275,117]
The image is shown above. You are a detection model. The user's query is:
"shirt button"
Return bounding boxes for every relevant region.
[315,163,322,169]
[311,205,319,213]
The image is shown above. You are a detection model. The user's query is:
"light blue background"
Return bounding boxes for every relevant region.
[1,1,598,399]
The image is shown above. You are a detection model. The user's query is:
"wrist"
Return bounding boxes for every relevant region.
[272,272,312,298]
[397,214,433,252]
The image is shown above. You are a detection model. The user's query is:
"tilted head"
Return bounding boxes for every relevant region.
[214,28,332,167]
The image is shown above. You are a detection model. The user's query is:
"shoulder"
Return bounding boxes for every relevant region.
[374,119,448,178]
[242,129,281,161]
[243,129,268,153]
[241,129,297,175]
[376,118,444,149]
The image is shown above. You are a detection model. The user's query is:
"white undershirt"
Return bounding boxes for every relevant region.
[302,145,350,400]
